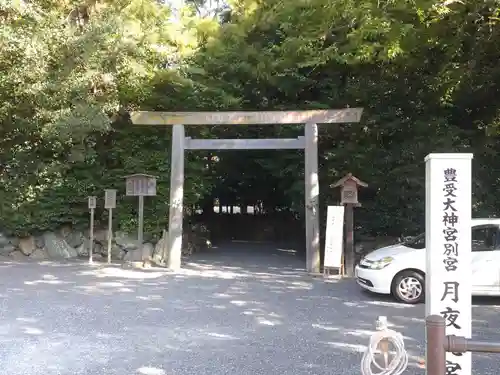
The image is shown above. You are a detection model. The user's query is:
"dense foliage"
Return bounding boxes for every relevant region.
[2,0,500,239]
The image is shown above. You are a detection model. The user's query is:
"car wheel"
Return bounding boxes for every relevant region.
[391,270,425,304]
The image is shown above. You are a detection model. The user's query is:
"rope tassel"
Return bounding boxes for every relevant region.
[361,316,409,375]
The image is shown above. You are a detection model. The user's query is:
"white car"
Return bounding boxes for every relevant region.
[355,218,500,304]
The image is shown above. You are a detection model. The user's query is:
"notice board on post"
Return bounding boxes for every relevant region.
[324,205,345,271]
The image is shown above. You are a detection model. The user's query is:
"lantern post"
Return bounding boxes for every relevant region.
[331,173,368,278]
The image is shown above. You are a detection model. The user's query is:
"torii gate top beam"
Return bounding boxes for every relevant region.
[130,108,363,125]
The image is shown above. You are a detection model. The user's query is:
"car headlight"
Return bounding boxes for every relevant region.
[361,256,394,270]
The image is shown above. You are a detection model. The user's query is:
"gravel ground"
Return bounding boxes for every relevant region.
[0,242,499,375]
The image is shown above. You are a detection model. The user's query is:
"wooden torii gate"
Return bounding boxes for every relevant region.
[130,108,363,274]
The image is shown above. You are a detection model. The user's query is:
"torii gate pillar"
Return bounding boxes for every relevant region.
[305,123,320,273]
[167,124,185,270]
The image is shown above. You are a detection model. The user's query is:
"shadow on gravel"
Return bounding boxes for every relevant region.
[0,242,499,375]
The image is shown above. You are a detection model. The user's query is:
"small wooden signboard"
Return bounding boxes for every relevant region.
[124,174,158,267]
[125,174,157,197]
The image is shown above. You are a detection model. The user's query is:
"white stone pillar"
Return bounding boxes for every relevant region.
[305,123,320,273]
[425,153,473,375]
[167,124,185,270]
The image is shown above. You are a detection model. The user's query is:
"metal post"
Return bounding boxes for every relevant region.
[89,208,94,264]
[426,315,446,375]
[138,195,144,262]
[107,208,113,264]
[460,340,500,353]
[445,335,500,354]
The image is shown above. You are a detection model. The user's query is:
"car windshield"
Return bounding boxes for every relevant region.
[403,233,425,249]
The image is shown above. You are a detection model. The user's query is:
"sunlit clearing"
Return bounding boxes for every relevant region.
[81,267,168,279]
[22,326,44,335]
[16,317,38,323]
[326,341,367,352]
[365,300,414,308]
[257,317,281,326]
[136,367,166,375]
[177,268,242,279]
[136,295,163,301]
[204,332,238,340]
[25,279,73,285]
[212,293,231,298]
[312,323,340,332]
[277,248,297,254]
[96,282,126,287]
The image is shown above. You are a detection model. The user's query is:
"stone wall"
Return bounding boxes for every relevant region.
[0,223,211,263]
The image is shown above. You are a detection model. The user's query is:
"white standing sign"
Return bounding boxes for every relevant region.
[88,196,97,209]
[324,205,345,268]
[425,153,473,375]
[104,189,117,209]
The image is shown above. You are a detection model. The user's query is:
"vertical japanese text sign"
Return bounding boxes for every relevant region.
[425,153,473,375]
[324,205,345,269]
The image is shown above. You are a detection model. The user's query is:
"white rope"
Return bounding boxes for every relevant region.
[361,316,409,375]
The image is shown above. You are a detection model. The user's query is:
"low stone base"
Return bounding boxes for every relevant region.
[0,223,211,264]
